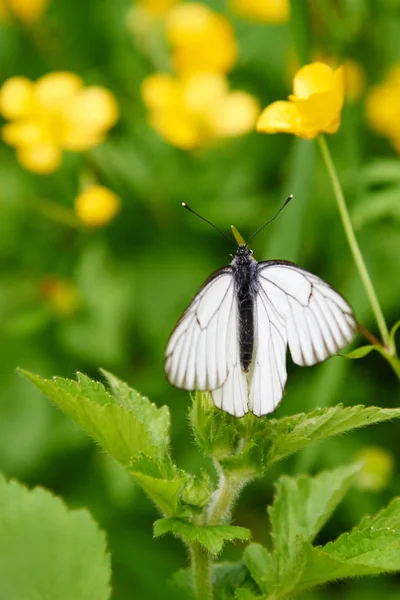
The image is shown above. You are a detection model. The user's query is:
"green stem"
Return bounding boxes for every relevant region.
[189,542,212,600]
[317,135,390,347]
[382,350,400,379]
[207,464,241,526]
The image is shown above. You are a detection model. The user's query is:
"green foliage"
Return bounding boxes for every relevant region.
[154,518,251,555]
[241,466,400,599]
[192,399,400,476]
[0,474,111,600]
[20,370,400,599]
[20,369,185,516]
[343,345,377,359]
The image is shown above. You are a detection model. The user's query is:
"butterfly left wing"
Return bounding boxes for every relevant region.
[165,265,249,417]
[165,266,235,391]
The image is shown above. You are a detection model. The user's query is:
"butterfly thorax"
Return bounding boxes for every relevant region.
[231,245,258,373]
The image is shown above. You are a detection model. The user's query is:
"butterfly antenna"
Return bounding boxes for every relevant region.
[246,194,293,246]
[182,203,232,241]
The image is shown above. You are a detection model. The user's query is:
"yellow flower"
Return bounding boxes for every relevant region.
[141,72,259,149]
[0,0,49,22]
[165,3,237,75]
[40,276,80,318]
[355,446,394,492]
[75,185,121,227]
[230,0,289,23]
[257,62,345,139]
[366,65,400,152]
[0,72,119,174]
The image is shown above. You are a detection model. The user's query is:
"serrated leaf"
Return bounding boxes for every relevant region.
[266,404,400,465]
[21,370,171,465]
[243,544,274,594]
[154,518,251,555]
[190,392,238,460]
[20,370,184,516]
[0,475,111,600]
[213,561,260,600]
[297,499,400,590]
[324,497,400,568]
[244,539,308,599]
[342,345,377,359]
[132,470,185,516]
[269,463,360,558]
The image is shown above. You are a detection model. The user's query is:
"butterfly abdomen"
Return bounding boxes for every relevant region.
[232,247,259,373]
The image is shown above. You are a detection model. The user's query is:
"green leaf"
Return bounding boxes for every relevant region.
[154,518,251,555]
[132,468,186,516]
[390,319,400,347]
[170,568,195,599]
[245,467,400,598]
[20,369,171,465]
[213,561,260,600]
[342,345,377,359]
[243,544,274,595]
[352,185,400,229]
[269,463,361,558]
[362,158,400,186]
[220,405,400,477]
[235,590,261,600]
[190,392,238,461]
[266,404,400,465]
[0,475,111,600]
[245,540,308,599]
[20,370,185,516]
[298,498,400,590]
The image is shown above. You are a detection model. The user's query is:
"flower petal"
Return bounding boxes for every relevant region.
[141,74,181,110]
[256,101,300,134]
[208,91,260,137]
[17,142,62,174]
[61,86,119,145]
[2,120,51,147]
[166,3,237,74]
[149,109,202,149]
[182,73,227,114]
[75,185,120,227]
[292,62,336,98]
[0,77,35,119]
[34,72,83,113]
[292,90,343,137]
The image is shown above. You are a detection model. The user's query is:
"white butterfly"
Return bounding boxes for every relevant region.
[165,201,356,417]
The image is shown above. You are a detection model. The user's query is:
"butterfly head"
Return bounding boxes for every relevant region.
[230,225,255,263]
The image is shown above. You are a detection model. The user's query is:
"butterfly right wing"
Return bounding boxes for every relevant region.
[165,267,236,392]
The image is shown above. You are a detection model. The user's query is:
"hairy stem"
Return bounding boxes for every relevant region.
[189,542,212,600]
[207,463,242,526]
[317,135,390,347]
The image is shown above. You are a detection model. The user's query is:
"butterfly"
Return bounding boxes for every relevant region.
[165,198,356,417]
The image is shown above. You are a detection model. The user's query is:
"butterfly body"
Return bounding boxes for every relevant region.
[165,235,356,418]
[232,245,258,372]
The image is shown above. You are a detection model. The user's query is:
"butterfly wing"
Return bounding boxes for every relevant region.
[165,266,234,390]
[249,260,356,416]
[249,286,288,416]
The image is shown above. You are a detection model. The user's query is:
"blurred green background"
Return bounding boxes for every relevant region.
[0,0,400,598]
